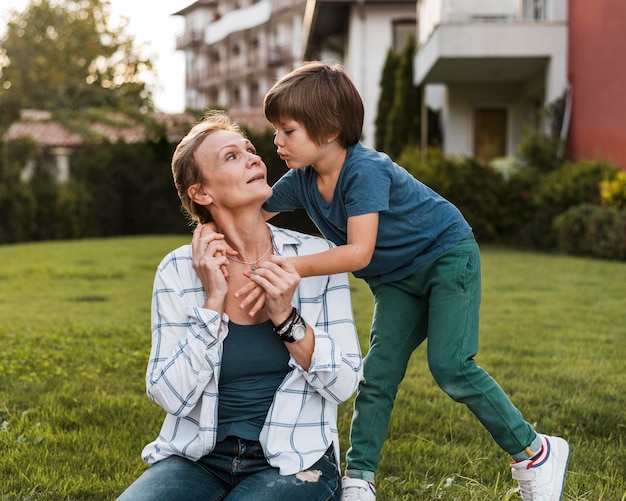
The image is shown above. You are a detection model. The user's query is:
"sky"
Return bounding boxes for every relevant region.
[0,0,192,113]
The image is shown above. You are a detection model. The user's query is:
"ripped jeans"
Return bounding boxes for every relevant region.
[116,436,341,501]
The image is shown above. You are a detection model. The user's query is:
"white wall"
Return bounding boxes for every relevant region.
[443,83,537,157]
[415,3,567,157]
[346,4,416,148]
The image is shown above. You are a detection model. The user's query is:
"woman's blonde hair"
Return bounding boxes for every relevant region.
[171,110,245,224]
[264,61,364,147]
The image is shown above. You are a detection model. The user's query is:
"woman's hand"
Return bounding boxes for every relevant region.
[252,255,315,370]
[247,255,300,327]
[198,222,237,280]
[191,224,230,313]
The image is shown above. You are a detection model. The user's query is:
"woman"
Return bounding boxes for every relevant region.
[117,111,362,501]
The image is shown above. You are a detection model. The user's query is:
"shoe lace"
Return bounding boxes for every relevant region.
[515,476,537,501]
[342,485,370,501]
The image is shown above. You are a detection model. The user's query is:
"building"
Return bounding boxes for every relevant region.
[174,0,416,144]
[3,110,196,182]
[302,0,417,147]
[174,0,308,130]
[567,0,626,170]
[414,0,568,162]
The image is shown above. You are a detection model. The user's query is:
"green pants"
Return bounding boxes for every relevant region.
[345,235,537,481]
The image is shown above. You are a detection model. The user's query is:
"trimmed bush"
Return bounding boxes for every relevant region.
[600,170,626,210]
[554,204,626,260]
[398,148,512,243]
[525,160,619,249]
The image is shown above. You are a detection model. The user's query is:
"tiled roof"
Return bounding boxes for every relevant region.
[89,122,146,143]
[2,111,198,147]
[153,112,198,142]
[4,121,82,147]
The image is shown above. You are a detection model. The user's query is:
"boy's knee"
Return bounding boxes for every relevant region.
[429,362,473,401]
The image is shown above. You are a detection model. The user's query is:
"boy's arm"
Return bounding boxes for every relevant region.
[234,212,378,317]
[262,209,279,221]
[291,212,378,277]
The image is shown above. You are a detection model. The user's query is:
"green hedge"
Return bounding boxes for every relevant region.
[524,160,617,249]
[397,146,625,259]
[554,204,626,260]
[2,129,624,261]
[0,130,317,244]
[398,148,519,244]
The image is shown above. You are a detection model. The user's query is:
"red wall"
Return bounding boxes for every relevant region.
[568,0,626,169]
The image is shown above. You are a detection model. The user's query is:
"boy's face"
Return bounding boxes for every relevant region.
[273,118,328,170]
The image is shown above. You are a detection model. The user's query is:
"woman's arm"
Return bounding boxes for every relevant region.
[246,254,316,371]
[145,226,230,416]
[293,269,363,403]
[251,234,362,402]
[146,257,224,416]
[262,208,279,221]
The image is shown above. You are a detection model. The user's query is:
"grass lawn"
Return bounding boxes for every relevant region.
[0,236,624,500]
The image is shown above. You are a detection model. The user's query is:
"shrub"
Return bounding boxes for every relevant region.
[600,170,626,210]
[398,148,512,243]
[525,160,619,249]
[0,139,37,243]
[554,204,626,260]
[517,129,564,174]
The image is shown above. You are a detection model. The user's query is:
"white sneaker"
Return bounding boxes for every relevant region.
[341,477,376,501]
[511,434,569,501]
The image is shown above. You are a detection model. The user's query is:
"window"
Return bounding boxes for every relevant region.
[523,0,547,20]
[250,81,261,106]
[232,87,241,107]
[392,19,416,52]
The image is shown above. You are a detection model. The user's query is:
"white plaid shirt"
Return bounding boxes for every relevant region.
[141,225,363,475]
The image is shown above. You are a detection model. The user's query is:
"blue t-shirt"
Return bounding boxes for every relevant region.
[217,320,290,442]
[264,143,472,283]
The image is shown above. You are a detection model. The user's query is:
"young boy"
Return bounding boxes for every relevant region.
[257,62,569,500]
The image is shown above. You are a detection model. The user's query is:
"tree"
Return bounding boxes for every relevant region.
[0,137,37,242]
[383,35,422,160]
[0,0,153,127]
[374,49,399,151]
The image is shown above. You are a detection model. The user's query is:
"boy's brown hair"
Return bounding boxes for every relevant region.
[264,61,364,148]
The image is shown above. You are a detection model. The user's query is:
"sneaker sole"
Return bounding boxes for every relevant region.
[551,436,570,501]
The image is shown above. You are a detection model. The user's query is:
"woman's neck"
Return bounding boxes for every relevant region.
[214,212,272,263]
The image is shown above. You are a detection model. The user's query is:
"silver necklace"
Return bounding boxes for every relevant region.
[227,243,273,271]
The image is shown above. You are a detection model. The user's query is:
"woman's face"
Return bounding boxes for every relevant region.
[193,129,272,211]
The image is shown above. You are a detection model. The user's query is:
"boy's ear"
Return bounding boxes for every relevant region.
[325,132,339,144]
[188,183,212,206]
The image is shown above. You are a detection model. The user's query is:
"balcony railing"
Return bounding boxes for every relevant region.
[268,46,293,66]
[419,0,554,44]
[185,44,293,90]
[176,29,203,50]
[271,0,305,13]
[446,0,547,22]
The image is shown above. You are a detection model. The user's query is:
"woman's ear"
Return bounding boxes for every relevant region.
[188,183,212,206]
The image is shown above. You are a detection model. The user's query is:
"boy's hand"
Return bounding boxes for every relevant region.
[234,279,267,317]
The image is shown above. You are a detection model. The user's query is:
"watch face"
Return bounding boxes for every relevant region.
[291,321,306,342]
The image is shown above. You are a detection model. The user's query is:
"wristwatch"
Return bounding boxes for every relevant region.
[273,307,307,343]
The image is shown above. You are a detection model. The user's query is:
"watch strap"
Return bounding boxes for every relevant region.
[273,307,297,336]
[279,312,306,343]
